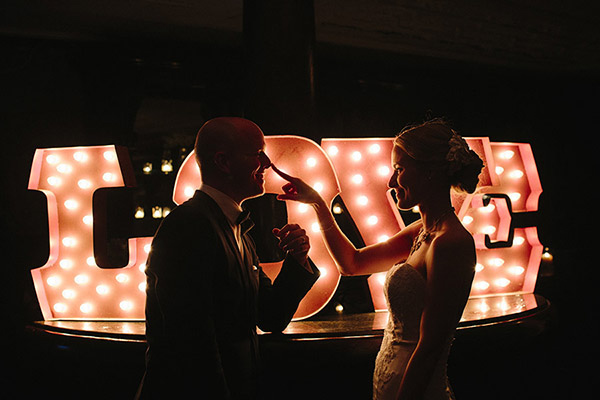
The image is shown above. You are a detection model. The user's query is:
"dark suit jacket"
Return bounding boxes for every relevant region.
[136,191,320,399]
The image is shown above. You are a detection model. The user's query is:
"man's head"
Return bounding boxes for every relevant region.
[194,117,271,204]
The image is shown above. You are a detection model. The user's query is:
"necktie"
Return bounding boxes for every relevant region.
[236,209,255,235]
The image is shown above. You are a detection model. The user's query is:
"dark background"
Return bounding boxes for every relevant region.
[1,1,599,398]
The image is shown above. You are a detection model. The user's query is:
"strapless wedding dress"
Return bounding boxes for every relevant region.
[373,263,455,400]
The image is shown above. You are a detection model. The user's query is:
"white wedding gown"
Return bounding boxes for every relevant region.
[373,263,455,400]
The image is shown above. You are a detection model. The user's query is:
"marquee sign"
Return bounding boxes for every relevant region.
[28,136,543,320]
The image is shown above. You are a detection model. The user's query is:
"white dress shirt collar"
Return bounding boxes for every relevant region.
[199,184,243,226]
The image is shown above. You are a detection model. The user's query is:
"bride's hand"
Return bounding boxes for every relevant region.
[271,164,323,205]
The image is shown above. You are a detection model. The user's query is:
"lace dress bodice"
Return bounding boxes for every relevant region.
[373,263,455,400]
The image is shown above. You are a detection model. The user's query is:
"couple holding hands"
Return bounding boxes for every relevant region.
[136,116,483,400]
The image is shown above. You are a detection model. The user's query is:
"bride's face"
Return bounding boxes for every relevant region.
[388,146,427,210]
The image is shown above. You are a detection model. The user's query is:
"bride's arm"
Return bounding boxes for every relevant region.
[273,165,418,276]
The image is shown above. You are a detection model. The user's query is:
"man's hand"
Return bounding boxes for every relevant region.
[272,224,312,272]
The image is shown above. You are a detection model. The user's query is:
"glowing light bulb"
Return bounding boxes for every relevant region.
[357,195,369,206]
[74,274,89,285]
[313,182,324,193]
[46,154,59,165]
[351,151,362,161]
[475,263,484,272]
[508,266,525,275]
[377,165,390,176]
[64,199,78,210]
[80,303,93,313]
[495,166,504,175]
[47,176,61,186]
[144,244,151,253]
[499,150,515,160]
[86,256,96,266]
[142,162,153,174]
[495,278,511,287]
[509,192,522,202]
[161,160,173,174]
[57,164,72,174]
[351,174,363,184]
[138,282,147,292]
[134,207,145,219]
[509,170,524,179]
[62,289,76,299]
[332,204,343,214]
[120,300,133,311]
[474,281,489,290]
[369,144,381,154]
[103,172,115,182]
[78,179,91,189]
[479,204,495,213]
[73,151,88,162]
[311,222,320,233]
[462,215,474,225]
[47,276,61,287]
[513,236,525,245]
[306,157,317,167]
[82,215,93,225]
[298,204,309,213]
[482,225,496,235]
[62,237,76,247]
[59,259,73,270]
[138,263,147,272]
[184,186,195,198]
[116,273,130,283]
[327,146,339,156]
[367,215,378,225]
[103,151,116,161]
[96,285,109,295]
[377,235,390,243]
[489,258,505,267]
[54,303,67,313]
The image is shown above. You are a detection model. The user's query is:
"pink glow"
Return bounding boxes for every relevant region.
[29,136,543,321]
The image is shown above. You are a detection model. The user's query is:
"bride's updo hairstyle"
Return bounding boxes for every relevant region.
[394,119,484,194]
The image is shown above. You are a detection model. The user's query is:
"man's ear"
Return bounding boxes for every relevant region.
[213,151,231,174]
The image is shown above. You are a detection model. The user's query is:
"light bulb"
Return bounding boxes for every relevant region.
[357,195,369,206]
[103,151,116,161]
[47,176,61,186]
[369,144,381,154]
[78,179,92,189]
[96,285,110,295]
[73,151,88,162]
[80,303,93,313]
[64,199,78,210]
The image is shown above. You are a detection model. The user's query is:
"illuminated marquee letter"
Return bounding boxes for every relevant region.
[28,146,151,320]
[175,136,342,319]
[29,136,543,321]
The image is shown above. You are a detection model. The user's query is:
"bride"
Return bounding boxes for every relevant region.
[272,120,484,399]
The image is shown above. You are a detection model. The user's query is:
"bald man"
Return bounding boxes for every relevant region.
[136,118,320,399]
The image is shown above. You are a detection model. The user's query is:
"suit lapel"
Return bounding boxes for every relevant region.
[192,191,255,306]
